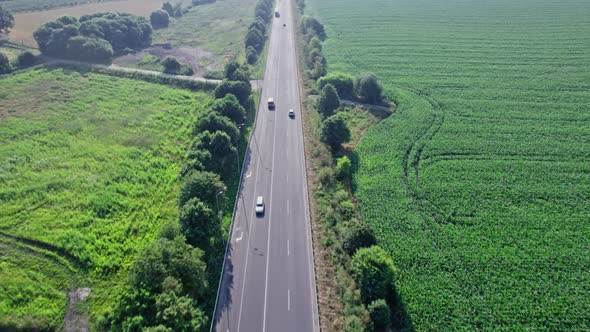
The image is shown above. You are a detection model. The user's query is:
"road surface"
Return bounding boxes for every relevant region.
[211,0,319,331]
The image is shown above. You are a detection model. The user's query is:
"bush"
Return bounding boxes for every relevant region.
[0,52,10,74]
[245,26,265,51]
[318,72,355,100]
[342,222,377,256]
[191,130,237,176]
[335,156,351,180]
[351,246,396,304]
[317,83,340,117]
[368,299,391,331]
[356,74,383,104]
[151,9,170,29]
[17,51,36,67]
[321,113,351,151]
[246,46,258,65]
[343,315,365,332]
[162,56,181,74]
[300,15,326,40]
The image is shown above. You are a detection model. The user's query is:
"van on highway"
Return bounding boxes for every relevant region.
[267,98,275,110]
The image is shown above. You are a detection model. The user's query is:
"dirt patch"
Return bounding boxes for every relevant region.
[113,44,218,76]
[64,288,91,332]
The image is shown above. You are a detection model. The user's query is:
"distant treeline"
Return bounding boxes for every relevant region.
[34,13,152,63]
[244,0,273,65]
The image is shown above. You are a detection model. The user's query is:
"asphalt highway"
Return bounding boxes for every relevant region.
[211,0,320,331]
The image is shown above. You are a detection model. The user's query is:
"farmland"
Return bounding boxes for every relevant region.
[0,68,210,329]
[306,0,590,330]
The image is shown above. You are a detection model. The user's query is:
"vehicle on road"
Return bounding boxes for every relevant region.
[274,9,280,17]
[289,109,295,118]
[255,196,265,215]
[283,23,286,27]
[267,97,275,110]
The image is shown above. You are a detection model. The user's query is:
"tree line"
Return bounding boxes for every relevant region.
[244,0,274,65]
[106,61,253,332]
[33,13,152,63]
[298,9,395,332]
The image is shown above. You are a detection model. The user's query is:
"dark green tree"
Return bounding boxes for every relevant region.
[151,9,170,29]
[153,282,208,331]
[0,5,15,33]
[162,2,174,16]
[66,36,113,63]
[0,52,10,74]
[194,111,239,144]
[210,94,246,124]
[246,46,258,65]
[317,83,340,117]
[317,72,355,100]
[178,170,225,207]
[179,198,216,249]
[351,245,396,304]
[321,113,351,150]
[342,222,377,256]
[214,80,251,106]
[163,56,181,74]
[368,299,391,331]
[356,74,383,104]
[17,51,36,67]
[191,130,237,176]
[245,26,264,51]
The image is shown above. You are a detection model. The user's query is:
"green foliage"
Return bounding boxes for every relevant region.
[321,113,351,150]
[179,198,216,249]
[151,9,171,29]
[0,51,10,74]
[311,0,590,329]
[355,74,383,104]
[17,51,36,67]
[161,2,183,18]
[178,170,225,207]
[34,13,152,62]
[317,83,341,117]
[214,80,251,106]
[194,111,239,144]
[335,156,351,180]
[190,130,237,177]
[342,222,376,256]
[154,289,208,331]
[162,56,181,74]
[343,315,364,332]
[351,246,395,304]
[0,4,14,33]
[210,94,246,124]
[300,15,325,41]
[317,72,355,100]
[368,299,390,331]
[0,68,210,328]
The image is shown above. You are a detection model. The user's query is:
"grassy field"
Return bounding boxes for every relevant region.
[152,0,258,73]
[2,0,118,13]
[306,0,590,330]
[0,68,210,329]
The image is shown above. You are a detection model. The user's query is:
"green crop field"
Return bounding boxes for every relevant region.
[0,68,210,329]
[306,0,590,330]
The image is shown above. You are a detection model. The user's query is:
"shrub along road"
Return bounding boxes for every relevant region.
[211,0,320,331]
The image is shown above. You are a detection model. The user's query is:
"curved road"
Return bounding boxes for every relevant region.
[211,0,319,331]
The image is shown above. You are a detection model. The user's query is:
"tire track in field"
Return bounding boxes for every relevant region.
[395,85,449,224]
[0,231,84,269]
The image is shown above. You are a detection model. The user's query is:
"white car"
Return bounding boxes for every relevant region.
[267,98,275,110]
[255,196,265,215]
[288,109,295,118]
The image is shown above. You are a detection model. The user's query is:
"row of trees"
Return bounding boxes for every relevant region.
[33,13,152,63]
[298,9,394,331]
[244,0,273,64]
[150,1,185,30]
[109,61,253,331]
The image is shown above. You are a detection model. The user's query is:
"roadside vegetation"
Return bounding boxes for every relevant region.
[307,0,590,330]
[0,68,212,330]
[296,3,396,331]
